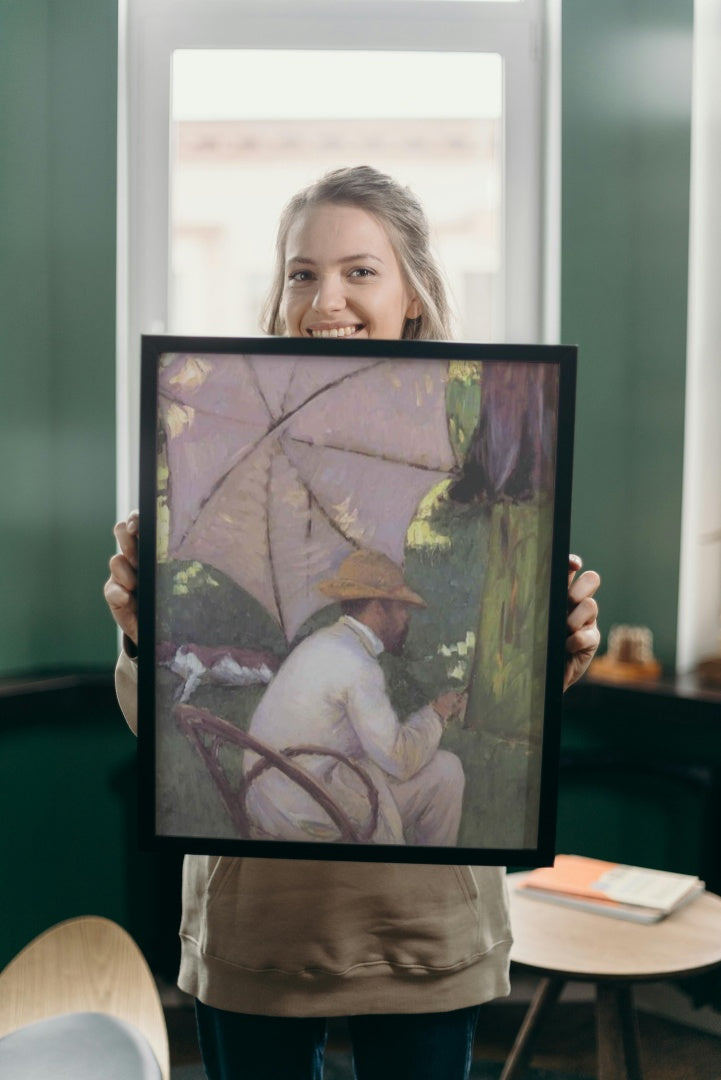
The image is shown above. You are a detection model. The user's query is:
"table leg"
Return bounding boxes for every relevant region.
[500,976,565,1080]
[596,982,643,1080]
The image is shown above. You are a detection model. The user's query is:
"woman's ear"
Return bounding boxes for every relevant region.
[406,296,423,320]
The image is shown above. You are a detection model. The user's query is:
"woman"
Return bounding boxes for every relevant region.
[106,166,600,1080]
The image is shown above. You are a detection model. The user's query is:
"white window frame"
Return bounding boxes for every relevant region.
[117,0,558,512]
[676,0,721,674]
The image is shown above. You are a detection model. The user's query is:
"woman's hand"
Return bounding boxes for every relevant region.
[564,554,601,691]
[103,510,139,646]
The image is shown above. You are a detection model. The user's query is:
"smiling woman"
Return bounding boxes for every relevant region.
[263,167,451,341]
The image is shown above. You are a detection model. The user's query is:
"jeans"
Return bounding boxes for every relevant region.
[195,1000,481,1080]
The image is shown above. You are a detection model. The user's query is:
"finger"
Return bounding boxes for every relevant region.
[566,594,599,634]
[566,624,601,657]
[103,580,139,641]
[108,552,137,592]
[113,519,139,568]
[104,583,138,626]
[567,553,583,588]
[568,568,601,607]
[103,577,133,613]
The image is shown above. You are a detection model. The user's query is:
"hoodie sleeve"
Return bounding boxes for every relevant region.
[115,646,139,736]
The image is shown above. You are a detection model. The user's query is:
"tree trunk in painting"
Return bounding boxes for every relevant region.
[449,362,558,851]
[460,499,553,850]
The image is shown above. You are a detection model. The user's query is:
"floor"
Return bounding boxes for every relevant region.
[165,980,721,1079]
[473,999,721,1079]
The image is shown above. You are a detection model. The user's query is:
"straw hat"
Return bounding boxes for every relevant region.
[317,550,426,607]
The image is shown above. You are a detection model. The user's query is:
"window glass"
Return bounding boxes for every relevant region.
[170,50,503,340]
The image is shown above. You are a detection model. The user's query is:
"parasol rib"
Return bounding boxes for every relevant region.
[285,435,458,474]
[304,485,364,548]
[265,451,288,639]
[247,360,276,423]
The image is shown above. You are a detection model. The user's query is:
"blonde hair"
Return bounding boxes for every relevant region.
[262,166,453,341]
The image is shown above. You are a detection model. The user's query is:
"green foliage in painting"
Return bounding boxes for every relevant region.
[446,360,482,462]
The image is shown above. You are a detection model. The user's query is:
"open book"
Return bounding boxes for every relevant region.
[516,854,705,923]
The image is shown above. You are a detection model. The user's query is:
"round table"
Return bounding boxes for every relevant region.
[502,872,721,1080]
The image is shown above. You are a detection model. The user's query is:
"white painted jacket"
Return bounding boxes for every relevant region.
[245,617,461,844]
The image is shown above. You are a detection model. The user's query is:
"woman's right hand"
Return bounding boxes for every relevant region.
[103,510,139,646]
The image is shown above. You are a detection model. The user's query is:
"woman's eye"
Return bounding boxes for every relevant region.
[288,269,313,283]
[349,267,375,279]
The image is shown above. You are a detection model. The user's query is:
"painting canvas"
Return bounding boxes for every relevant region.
[138,336,576,865]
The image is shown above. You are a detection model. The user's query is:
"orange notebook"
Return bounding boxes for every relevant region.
[518,854,704,923]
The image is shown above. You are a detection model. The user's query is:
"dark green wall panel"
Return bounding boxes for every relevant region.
[0,2,55,670]
[562,0,693,669]
[0,683,184,976]
[0,0,118,675]
[0,697,133,966]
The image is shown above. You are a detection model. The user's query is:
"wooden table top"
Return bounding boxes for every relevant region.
[508,872,721,981]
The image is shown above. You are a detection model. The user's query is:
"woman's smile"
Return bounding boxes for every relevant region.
[306,323,365,339]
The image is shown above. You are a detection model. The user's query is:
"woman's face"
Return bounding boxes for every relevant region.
[280,203,421,340]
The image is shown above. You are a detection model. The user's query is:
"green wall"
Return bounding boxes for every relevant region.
[0,0,118,676]
[562,0,693,669]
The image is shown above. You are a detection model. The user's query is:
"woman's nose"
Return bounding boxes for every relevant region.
[312,274,345,314]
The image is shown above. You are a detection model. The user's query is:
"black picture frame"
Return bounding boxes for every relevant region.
[138,335,576,866]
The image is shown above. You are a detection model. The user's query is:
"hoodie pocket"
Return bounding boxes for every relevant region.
[453,864,480,908]
[185,857,509,976]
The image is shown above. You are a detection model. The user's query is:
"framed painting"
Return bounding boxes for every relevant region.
[137,336,576,865]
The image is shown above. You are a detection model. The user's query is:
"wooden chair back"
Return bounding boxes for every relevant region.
[0,915,169,1080]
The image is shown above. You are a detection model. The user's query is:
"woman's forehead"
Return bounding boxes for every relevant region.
[285,202,396,262]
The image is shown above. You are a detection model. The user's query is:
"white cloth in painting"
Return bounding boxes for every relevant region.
[244,616,464,845]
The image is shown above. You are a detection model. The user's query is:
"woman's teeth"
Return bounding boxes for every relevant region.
[310,325,360,338]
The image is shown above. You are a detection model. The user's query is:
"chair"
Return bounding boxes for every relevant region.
[176,702,380,842]
[0,915,170,1079]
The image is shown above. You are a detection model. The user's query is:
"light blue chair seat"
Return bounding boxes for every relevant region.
[0,1011,162,1079]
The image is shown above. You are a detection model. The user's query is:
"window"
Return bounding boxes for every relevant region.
[169,49,503,340]
[118,0,557,509]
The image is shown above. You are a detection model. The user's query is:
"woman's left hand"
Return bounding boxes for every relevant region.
[564,555,601,691]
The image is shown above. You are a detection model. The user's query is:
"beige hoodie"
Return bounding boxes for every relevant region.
[116,650,512,1016]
